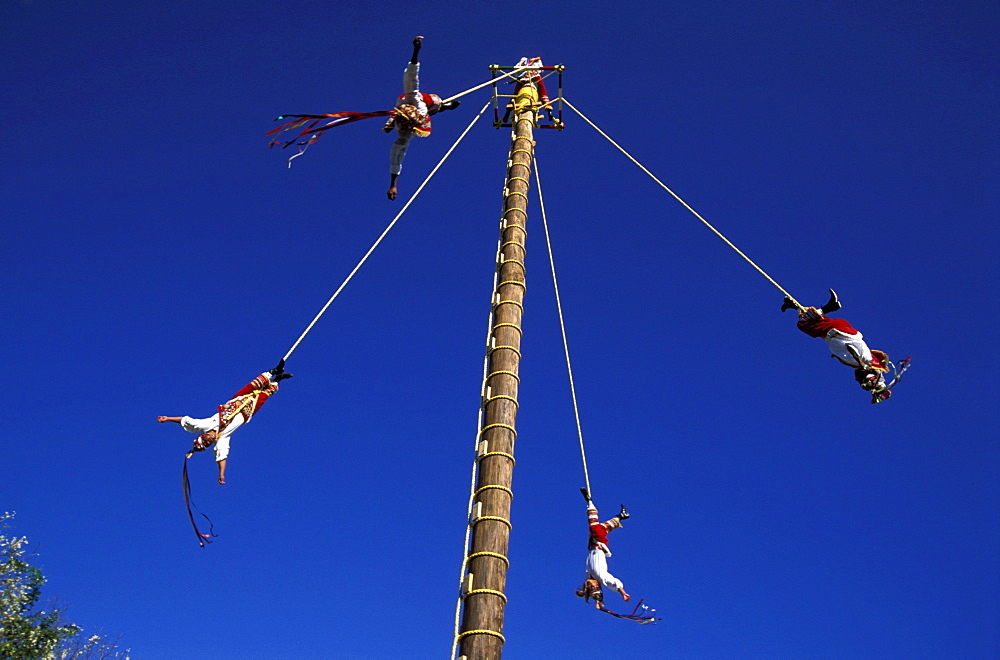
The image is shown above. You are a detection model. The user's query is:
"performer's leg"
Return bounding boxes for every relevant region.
[586,549,624,591]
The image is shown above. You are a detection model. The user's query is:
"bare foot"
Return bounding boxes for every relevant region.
[387,186,398,200]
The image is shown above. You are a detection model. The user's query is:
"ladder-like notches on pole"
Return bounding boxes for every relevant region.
[490,64,565,130]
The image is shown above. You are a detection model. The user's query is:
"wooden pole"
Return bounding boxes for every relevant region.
[457,82,539,660]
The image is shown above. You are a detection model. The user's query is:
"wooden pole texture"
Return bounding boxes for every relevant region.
[457,83,539,660]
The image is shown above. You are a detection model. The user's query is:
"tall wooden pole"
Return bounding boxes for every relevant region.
[457,83,539,660]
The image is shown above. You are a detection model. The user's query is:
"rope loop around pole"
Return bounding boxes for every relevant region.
[474,484,514,499]
[479,423,517,438]
[456,629,506,644]
[464,589,508,604]
[492,300,524,314]
[477,451,515,465]
[467,551,510,569]
[486,369,520,382]
[497,259,525,272]
[491,323,523,335]
[482,394,519,409]
[471,515,512,531]
[488,345,522,359]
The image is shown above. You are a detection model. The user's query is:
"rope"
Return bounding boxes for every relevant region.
[440,64,534,104]
[562,98,804,312]
[464,589,508,604]
[280,100,491,361]
[467,551,510,569]
[456,629,506,644]
[534,155,592,497]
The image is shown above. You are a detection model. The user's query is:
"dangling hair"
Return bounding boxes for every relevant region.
[576,578,604,604]
[870,350,890,372]
[191,432,217,453]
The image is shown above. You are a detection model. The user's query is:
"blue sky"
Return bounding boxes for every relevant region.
[3,1,998,658]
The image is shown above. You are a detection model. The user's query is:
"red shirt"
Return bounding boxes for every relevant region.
[797,316,859,339]
[589,521,609,549]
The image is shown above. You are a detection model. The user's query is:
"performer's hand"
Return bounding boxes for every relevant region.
[413,36,423,47]
[218,476,226,485]
[157,416,167,422]
[185,451,194,459]
[387,186,398,200]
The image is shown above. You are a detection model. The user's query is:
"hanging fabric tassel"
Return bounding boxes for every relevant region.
[598,598,662,624]
[266,110,396,166]
[182,456,217,548]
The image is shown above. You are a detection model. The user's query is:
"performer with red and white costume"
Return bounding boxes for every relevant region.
[385,36,460,200]
[157,360,292,484]
[576,488,631,608]
[783,290,892,396]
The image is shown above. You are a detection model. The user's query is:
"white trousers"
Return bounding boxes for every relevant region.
[180,413,245,463]
[390,62,426,175]
[585,548,623,591]
[824,328,872,367]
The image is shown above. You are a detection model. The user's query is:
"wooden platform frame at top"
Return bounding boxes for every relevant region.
[489,64,565,130]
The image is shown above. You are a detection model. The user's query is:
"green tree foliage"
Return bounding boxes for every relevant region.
[0,513,129,659]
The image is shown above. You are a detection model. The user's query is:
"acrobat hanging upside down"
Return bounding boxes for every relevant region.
[576,488,631,608]
[157,360,292,484]
[267,36,460,200]
[783,290,909,403]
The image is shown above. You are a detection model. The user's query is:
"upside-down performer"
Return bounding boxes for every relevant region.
[158,360,292,485]
[266,36,460,198]
[383,35,460,200]
[783,290,902,403]
[576,488,631,608]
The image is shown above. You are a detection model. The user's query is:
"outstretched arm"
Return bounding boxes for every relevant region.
[410,35,423,64]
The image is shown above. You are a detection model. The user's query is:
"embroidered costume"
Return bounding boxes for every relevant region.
[181,371,280,463]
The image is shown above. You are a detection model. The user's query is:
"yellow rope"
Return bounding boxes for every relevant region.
[482,394,519,408]
[464,589,508,604]
[472,515,512,531]
[281,100,493,361]
[562,98,804,312]
[440,63,535,104]
[474,484,514,498]
[477,451,515,464]
[479,423,517,438]
[534,155,592,497]
[467,551,510,568]
[491,323,522,335]
[486,370,520,382]
[493,299,524,312]
[497,259,525,271]
[497,280,526,289]
[456,629,506,644]
[488,345,522,359]
[500,240,526,251]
